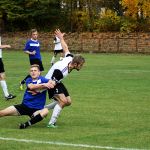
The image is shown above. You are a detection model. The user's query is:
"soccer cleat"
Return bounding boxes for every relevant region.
[19,123,27,129]
[19,82,24,91]
[5,94,16,100]
[47,123,57,128]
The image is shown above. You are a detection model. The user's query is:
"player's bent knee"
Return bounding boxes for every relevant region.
[0,111,4,117]
[40,108,49,117]
[0,73,6,80]
[66,100,71,106]
[62,99,71,106]
[0,110,8,117]
[66,97,71,106]
[62,100,71,107]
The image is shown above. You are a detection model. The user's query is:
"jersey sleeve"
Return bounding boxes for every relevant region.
[25,77,32,87]
[40,76,49,83]
[24,40,30,51]
[65,52,74,58]
[51,69,63,83]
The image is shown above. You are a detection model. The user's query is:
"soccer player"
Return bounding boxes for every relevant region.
[0,43,16,100]
[0,65,55,129]
[50,36,63,66]
[45,29,85,128]
[20,29,44,90]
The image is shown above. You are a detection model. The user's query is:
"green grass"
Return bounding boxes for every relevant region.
[0,51,150,150]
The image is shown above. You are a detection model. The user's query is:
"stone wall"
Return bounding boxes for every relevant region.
[1,32,150,53]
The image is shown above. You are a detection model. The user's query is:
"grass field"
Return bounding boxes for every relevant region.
[0,51,150,150]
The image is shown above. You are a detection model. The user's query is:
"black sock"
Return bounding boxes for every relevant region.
[24,114,43,128]
[21,75,31,84]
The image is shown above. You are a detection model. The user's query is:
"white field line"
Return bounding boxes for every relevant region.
[0,137,147,150]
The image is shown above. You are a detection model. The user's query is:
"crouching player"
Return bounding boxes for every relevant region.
[0,65,56,129]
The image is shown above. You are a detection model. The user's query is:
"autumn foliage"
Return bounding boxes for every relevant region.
[121,0,150,19]
[0,0,150,32]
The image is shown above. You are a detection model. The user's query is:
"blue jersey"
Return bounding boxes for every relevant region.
[24,39,41,60]
[22,76,49,109]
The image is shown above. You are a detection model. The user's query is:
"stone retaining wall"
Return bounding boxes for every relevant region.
[1,32,150,53]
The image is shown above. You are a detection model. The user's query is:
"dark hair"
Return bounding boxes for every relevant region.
[72,54,85,65]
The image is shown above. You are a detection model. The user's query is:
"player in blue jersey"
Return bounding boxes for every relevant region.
[44,29,85,128]
[20,29,44,90]
[0,65,55,129]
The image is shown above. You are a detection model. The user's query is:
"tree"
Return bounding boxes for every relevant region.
[0,0,64,32]
[121,0,150,19]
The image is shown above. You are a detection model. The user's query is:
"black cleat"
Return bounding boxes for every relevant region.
[19,123,27,129]
[5,94,16,100]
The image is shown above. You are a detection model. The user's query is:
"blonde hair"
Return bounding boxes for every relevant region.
[31,64,40,70]
[30,29,37,35]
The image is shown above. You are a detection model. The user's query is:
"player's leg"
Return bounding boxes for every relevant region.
[20,75,31,85]
[50,51,57,66]
[59,50,63,60]
[47,94,71,128]
[0,73,9,97]
[47,83,71,128]
[20,108,49,129]
[20,74,31,90]
[0,72,16,100]
[0,106,19,117]
[31,110,41,117]
[45,98,58,109]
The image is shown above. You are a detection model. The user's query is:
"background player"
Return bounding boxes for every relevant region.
[0,37,16,100]
[50,35,63,66]
[20,29,44,90]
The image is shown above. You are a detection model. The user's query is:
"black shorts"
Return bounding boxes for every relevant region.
[48,82,69,99]
[0,58,5,73]
[54,49,63,55]
[30,58,44,71]
[14,104,39,117]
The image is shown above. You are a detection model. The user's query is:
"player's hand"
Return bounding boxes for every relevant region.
[31,50,36,55]
[43,83,54,89]
[0,45,11,48]
[28,90,38,95]
[44,80,56,89]
[6,45,11,48]
[54,29,65,40]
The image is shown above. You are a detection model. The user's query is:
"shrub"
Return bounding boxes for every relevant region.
[93,9,121,32]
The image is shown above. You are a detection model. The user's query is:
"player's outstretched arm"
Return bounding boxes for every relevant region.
[54,29,69,54]
[0,45,11,49]
[24,50,36,55]
[27,80,55,91]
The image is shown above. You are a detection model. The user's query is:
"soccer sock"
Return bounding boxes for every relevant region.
[24,114,43,128]
[51,56,55,64]
[21,74,31,84]
[0,80,9,97]
[60,57,63,60]
[48,104,62,125]
[45,100,58,109]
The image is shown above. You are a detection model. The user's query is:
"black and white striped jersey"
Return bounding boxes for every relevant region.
[45,52,73,82]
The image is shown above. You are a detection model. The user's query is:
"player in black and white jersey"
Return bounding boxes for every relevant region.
[0,42,16,100]
[50,36,63,66]
[44,29,85,128]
